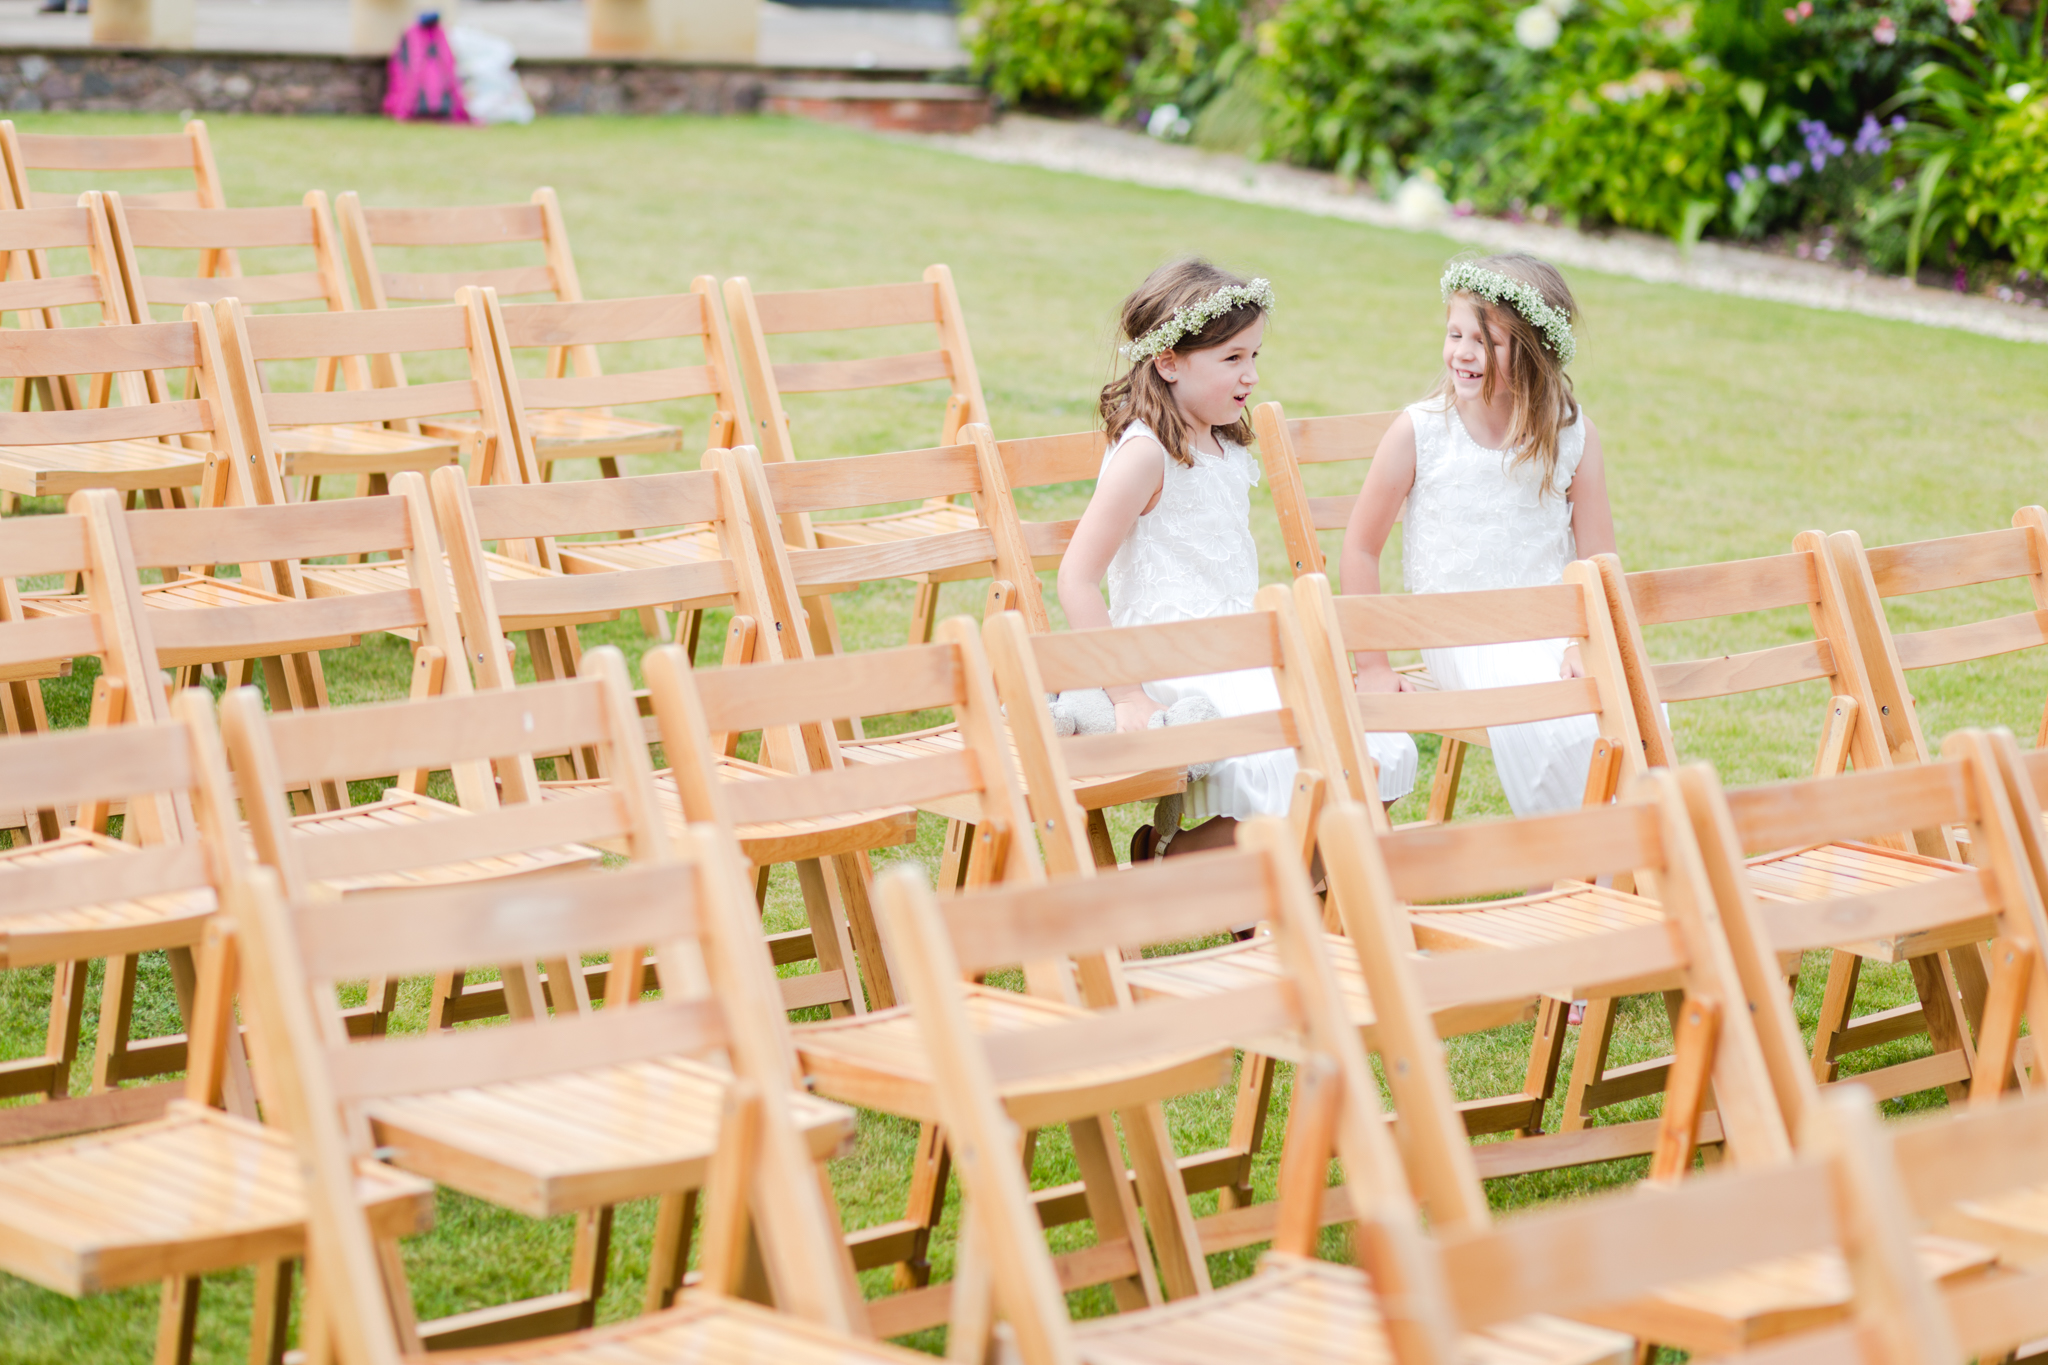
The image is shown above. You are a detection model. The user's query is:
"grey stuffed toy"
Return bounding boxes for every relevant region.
[1048,688,1222,858]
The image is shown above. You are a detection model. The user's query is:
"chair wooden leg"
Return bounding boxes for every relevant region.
[1068,1113,1165,1311]
[1952,941,1993,1035]
[249,1259,294,1365]
[427,970,466,1032]
[154,1275,202,1365]
[1520,996,1573,1136]
[1216,1052,1277,1212]
[833,851,895,1011]
[1558,995,1620,1133]
[1809,950,1863,1083]
[1908,949,1978,1104]
[1117,1103,1211,1301]
[1084,809,1119,869]
[793,858,865,1017]
[644,1189,698,1312]
[42,957,90,1101]
[1970,938,2035,1107]
[568,1206,613,1330]
[937,820,976,892]
[91,953,142,1094]
[680,608,705,663]
[889,1121,953,1292]
[909,581,942,647]
[1425,737,1467,824]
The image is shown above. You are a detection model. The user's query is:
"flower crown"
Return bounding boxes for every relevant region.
[1121,278,1275,363]
[1439,263,1577,366]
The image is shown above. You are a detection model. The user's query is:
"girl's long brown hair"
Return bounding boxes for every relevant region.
[1430,252,1581,496]
[1099,259,1266,467]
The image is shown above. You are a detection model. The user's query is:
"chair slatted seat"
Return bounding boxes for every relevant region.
[430,457,911,1019]
[336,188,743,477]
[643,619,1237,1324]
[0,197,210,504]
[222,655,904,1360]
[213,648,860,1347]
[724,266,987,647]
[1596,544,1989,1118]
[0,693,433,1365]
[881,815,1955,1365]
[104,191,458,493]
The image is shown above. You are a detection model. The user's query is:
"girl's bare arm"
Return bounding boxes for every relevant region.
[1337,412,1419,692]
[1559,415,1615,678]
[1056,435,1167,731]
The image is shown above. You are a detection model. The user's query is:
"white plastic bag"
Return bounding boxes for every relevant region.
[447,25,535,125]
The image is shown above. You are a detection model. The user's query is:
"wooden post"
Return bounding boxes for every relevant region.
[91,0,195,47]
[592,0,758,58]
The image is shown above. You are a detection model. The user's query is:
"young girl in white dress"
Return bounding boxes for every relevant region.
[1340,252,1616,818]
[1060,259,1419,863]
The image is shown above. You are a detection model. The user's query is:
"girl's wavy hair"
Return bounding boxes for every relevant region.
[1429,252,1581,496]
[1099,259,1266,468]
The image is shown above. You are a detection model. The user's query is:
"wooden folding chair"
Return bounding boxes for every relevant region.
[1596,545,1989,1115]
[644,624,1205,1327]
[0,692,433,1365]
[104,190,460,496]
[879,821,1955,1365]
[730,432,1184,877]
[1975,730,2048,1101]
[0,205,213,507]
[213,648,859,1347]
[724,266,985,646]
[430,456,910,1019]
[337,187,743,476]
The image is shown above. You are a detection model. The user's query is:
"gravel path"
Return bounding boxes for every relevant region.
[909,113,2048,347]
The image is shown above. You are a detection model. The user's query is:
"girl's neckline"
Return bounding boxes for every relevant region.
[1447,402,1512,455]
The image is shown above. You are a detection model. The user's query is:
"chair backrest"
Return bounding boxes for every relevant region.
[0,496,162,757]
[1675,732,2045,1136]
[214,289,518,506]
[644,618,1042,886]
[489,288,751,483]
[729,428,1047,649]
[1827,510,2048,762]
[1292,568,1644,815]
[0,193,154,408]
[881,824,1952,1365]
[98,470,465,708]
[216,648,664,916]
[432,451,778,667]
[1595,542,1890,782]
[981,587,1337,879]
[0,690,254,1132]
[0,120,228,212]
[226,822,868,1363]
[1317,769,1801,1230]
[723,266,985,466]
[106,191,352,318]
[1252,402,1402,579]
[0,307,251,502]
[1949,729,2048,1102]
[988,427,1107,572]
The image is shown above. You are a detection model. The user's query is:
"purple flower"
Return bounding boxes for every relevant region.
[1743,164,1761,181]
[1890,114,1906,129]
[1727,170,1744,191]
[1853,114,1892,155]
[1811,152,1828,170]
[1892,176,1908,191]
[1766,164,1788,184]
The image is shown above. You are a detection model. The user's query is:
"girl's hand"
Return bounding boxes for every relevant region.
[1355,664,1416,694]
[1559,644,1587,679]
[1114,692,1166,733]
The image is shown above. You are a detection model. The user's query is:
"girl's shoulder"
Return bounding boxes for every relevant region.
[1103,419,1166,475]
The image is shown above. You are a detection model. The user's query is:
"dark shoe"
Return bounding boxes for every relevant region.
[1128,823,1156,866]
[38,1,68,13]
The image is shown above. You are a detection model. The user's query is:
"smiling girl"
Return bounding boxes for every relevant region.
[1339,251,1616,817]
[1060,259,1418,863]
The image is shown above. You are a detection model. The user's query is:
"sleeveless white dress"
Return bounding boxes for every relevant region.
[1402,399,1597,817]
[1103,421,1417,816]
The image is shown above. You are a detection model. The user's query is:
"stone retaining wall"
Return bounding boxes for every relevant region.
[0,48,861,116]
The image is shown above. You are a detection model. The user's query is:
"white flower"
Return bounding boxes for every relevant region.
[1394,175,1451,226]
[1514,4,1563,49]
[1539,0,1576,17]
[1147,104,1191,140]
[2007,82,2033,103]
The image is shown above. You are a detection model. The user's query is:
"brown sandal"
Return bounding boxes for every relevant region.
[1128,823,1157,866]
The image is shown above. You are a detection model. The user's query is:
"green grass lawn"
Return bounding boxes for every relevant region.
[2,110,2045,1364]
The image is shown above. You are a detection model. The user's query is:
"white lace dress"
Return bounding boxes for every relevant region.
[1104,422,1417,817]
[1402,399,1596,816]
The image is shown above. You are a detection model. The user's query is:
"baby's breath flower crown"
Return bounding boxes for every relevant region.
[1120,278,1275,363]
[1439,263,1577,366]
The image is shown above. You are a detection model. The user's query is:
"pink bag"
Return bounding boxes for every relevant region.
[384,13,471,123]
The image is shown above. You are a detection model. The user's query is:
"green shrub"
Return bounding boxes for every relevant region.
[966,0,1168,108]
[1891,7,2048,272]
[1125,0,1255,125]
[1517,0,1743,239]
[1255,0,1510,179]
